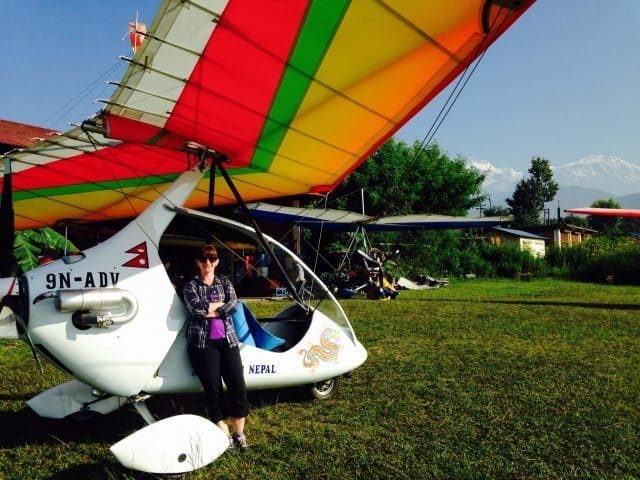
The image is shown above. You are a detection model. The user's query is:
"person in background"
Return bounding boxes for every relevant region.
[294,261,306,293]
[182,244,249,450]
[381,273,399,300]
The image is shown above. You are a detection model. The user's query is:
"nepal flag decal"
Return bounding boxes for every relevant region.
[123,242,149,268]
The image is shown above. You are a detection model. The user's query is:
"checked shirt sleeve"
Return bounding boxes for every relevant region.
[183,279,209,318]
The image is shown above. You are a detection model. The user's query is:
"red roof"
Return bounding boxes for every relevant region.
[0,118,56,148]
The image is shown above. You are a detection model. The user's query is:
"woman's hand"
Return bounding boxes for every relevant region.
[208,301,225,315]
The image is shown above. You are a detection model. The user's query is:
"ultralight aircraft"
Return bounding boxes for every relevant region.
[0,0,535,474]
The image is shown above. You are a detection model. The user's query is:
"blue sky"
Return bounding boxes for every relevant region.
[2,1,638,173]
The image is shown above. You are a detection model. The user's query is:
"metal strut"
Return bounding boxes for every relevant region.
[205,150,215,209]
[207,152,307,309]
[131,394,156,425]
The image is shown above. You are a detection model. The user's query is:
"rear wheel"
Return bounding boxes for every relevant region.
[308,377,340,400]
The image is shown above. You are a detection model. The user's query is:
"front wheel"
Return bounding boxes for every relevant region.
[308,377,340,400]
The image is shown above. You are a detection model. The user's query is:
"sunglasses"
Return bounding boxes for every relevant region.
[197,255,218,263]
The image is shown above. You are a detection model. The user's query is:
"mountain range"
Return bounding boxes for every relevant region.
[469,155,640,213]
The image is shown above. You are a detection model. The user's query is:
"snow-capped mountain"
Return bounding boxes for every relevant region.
[467,159,523,196]
[467,155,640,209]
[552,155,640,196]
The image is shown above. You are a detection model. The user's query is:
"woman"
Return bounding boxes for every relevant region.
[182,244,249,450]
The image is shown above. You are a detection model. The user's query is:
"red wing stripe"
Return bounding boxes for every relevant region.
[166,0,310,166]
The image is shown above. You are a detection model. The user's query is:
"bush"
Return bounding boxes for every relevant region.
[477,242,547,278]
[390,237,547,280]
[546,236,640,284]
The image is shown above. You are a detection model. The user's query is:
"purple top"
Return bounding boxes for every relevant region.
[209,318,225,339]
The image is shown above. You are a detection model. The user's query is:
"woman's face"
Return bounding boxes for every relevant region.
[196,251,218,276]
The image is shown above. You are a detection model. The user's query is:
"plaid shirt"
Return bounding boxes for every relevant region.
[183,275,239,348]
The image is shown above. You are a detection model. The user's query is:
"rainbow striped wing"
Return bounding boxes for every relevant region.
[4,0,535,230]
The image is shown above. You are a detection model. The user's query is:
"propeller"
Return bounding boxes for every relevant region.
[3,291,44,375]
[0,157,42,374]
[0,157,16,277]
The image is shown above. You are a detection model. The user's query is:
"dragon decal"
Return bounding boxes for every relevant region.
[298,328,341,368]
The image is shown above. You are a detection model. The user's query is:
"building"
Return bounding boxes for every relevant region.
[527,223,598,250]
[0,118,55,153]
[491,226,547,258]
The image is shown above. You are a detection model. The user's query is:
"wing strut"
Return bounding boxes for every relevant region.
[206,150,215,209]
[192,148,307,308]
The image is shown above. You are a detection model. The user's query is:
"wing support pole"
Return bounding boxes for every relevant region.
[179,0,222,20]
[206,151,215,210]
[204,151,307,309]
[29,138,100,155]
[137,31,203,56]
[95,100,170,122]
[107,82,179,105]
[120,56,188,84]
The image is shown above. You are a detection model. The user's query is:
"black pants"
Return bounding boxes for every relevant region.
[188,340,248,423]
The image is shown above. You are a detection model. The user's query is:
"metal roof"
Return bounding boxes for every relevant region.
[493,226,548,240]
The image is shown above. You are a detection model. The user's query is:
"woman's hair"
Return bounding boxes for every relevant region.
[198,244,218,257]
[195,244,219,263]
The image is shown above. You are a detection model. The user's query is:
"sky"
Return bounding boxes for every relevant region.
[1,0,639,174]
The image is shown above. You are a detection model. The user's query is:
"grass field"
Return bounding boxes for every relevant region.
[1,279,639,479]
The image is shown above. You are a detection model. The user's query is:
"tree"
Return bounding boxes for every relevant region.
[506,156,558,226]
[483,205,510,217]
[589,198,622,236]
[311,138,487,276]
[333,138,486,216]
[13,228,79,272]
[564,214,588,228]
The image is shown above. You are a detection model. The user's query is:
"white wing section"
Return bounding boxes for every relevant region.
[3,127,117,175]
[107,0,229,126]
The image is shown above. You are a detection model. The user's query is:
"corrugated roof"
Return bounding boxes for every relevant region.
[0,118,56,148]
[493,226,548,240]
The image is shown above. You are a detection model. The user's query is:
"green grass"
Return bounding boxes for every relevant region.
[1,278,639,479]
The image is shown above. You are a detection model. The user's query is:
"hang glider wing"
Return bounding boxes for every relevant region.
[565,208,640,218]
[367,213,511,231]
[246,202,510,232]
[3,0,535,230]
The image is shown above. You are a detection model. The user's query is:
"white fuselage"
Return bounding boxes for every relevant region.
[19,167,367,400]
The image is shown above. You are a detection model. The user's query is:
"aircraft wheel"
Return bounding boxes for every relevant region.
[308,377,340,400]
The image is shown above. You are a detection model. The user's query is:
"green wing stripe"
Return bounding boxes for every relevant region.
[13,168,255,201]
[250,1,350,171]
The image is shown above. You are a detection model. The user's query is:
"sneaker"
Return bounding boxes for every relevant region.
[227,435,234,450]
[232,433,248,451]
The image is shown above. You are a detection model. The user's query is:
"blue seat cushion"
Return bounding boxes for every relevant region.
[231,302,285,351]
[231,302,255,346]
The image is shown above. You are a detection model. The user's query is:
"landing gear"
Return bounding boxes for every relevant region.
[308,377,340,400]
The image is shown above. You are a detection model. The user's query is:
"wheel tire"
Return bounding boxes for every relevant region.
[308,377,340,400]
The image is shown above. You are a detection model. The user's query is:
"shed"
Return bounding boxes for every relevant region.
[491,226,547,258]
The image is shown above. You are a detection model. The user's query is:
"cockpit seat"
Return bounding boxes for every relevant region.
[231,302,285,351]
